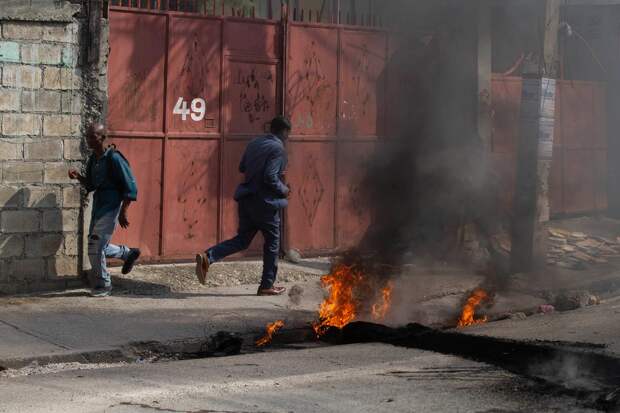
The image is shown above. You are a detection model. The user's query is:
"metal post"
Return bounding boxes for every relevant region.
[337,0,341,24]
[279,0,290,259]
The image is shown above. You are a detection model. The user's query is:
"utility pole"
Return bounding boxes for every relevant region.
[477,0,492,151]
[510,0,561,273]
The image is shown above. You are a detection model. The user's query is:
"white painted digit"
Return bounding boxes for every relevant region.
[173,97,190,121]
[191,98,206,121]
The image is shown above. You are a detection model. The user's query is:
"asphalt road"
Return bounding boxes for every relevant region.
[0,343,599,413]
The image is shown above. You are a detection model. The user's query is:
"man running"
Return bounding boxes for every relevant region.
[69,123,141,297]
[196,116,291,296]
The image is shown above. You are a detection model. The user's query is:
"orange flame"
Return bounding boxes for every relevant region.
[313,264,393,336]
[255,320,285,347]
[457,288,489,328]
[371,282,394,320]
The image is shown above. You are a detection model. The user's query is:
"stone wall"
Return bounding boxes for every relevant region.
[0,1,86,293]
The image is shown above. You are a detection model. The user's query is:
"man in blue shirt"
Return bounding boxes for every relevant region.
[69,123,140,297]
[196,116,291,296]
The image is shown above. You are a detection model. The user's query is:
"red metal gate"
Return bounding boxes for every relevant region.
[491,75,608,217]
[108,5,390,260]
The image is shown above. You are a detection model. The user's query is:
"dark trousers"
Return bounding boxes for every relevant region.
[207,198,280,289]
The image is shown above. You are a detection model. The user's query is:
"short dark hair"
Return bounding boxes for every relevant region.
[87,122,107,138]
[270,116,292,134]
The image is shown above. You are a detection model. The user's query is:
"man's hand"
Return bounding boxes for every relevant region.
[286,184,292,199]
[119,200,132,229]
[68,169,80,180]
[119,210,130,229]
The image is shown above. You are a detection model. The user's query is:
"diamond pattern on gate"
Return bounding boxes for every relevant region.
[299,155,325,225]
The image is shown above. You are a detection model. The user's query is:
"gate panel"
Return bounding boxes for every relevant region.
[491,77,608,216]
[491,76,521,154]
[555,81,608,215]
[490,152,516,213]
[563,149,596,214]
[594,150,608,211]
[109,8,393,260]
[287,25,338,137]
[162,140,220,256]
[340,30,387,138]
[560,83,594,149]
[110,138,163,257]
[167,17,222,135]
[221,140,262,254]
[336,141,375,249]
[490,76,521,212]
[226,60,278,135]
[108,11,166,133]
[550,147,564,216]
[287,142,336,251]
[224,20,280,58]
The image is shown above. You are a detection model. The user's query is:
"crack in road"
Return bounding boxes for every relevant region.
[111,401,271,413]
[0,318,72,350]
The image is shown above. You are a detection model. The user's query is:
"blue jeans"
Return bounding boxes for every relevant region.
[207,198,280,289]
[88,208,130,288]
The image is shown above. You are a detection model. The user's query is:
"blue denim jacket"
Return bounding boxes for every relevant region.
[85,148,138,221]
[234,134,289,209]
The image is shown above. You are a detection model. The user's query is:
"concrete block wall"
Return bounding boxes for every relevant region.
[0,10,85,293]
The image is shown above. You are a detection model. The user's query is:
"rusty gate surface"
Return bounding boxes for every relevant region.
[108,6,391,260]
[491,75,608,217]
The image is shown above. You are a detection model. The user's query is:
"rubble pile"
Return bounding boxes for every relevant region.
[546,228,620,270]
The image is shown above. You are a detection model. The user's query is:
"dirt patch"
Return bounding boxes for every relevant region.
[0,361,128,378]
[109,258,331,294]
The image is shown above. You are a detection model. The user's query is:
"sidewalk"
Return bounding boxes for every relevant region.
[2,254,620,368]
[462,295,620,356]
[0,259,330,366]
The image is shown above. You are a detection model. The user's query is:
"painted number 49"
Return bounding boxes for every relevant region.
[173,97,206,121]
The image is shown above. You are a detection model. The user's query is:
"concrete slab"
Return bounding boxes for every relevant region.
[0,323,66,358]
[462,296,620,355]
[0,281,323,363]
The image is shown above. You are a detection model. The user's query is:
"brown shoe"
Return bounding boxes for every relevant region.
[257,286,286,296]
[195,253,209,285]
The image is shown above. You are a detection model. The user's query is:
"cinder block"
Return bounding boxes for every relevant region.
[25,186,60,208]
[0,41,20,63]
[0,141,22,160]
[47,256,78,278]
[61,46,76,67]
[43,114,80,136]
[24,140,63,160]
[2,113,41,136]
[1,210,39,232]
[0,88,20,111]
[0,186,24,207]
[21,90,61,112]
[61,208,79,232]
[7,258,45,281]
[63,233,78,256]
[42,23,77,43]
[1,64,41,88]
[60,92,81,114]
[21,43,62,65]
[41,209,62,231]
[62,185,81,208]
[63,138,82,160]
[26,233,63,257]
[44,162,72,183]
[3,162,44,183]
[0,260,9,284]
[2,23,43,40]
[43,67,81,90]
[0,234,24,258]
